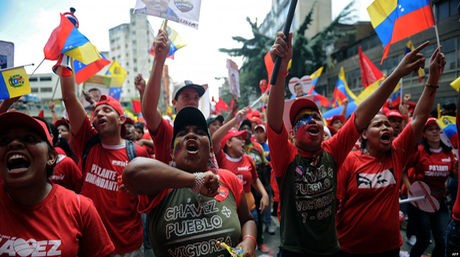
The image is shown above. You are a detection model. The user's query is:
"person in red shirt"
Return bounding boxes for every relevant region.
[140,29,206,165]
[0,111,114,256]
[57,70,150,256]
[211,108,270,253]
[336,47,445,256]
[266,32,432,256]
[405,118,456,257]
[446,89,460,257]
[122,107,257,257]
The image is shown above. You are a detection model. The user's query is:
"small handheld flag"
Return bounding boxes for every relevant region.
[216,241,243,257]
[0,66,31,100]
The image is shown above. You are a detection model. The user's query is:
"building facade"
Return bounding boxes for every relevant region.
[108,9,155,100]
[316,0,459,107]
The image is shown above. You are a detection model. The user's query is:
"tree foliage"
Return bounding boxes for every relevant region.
[219,1,356,106]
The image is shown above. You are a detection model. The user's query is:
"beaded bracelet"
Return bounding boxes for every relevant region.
[191,172,205,193]
[242,234,257,243]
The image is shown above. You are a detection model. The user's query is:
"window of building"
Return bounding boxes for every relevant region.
[438,1,450,20]
[29,77,38,82]
[31,88,39,93]
[39,76,52,81]
[445,51,456,70]
[40,87,53,92]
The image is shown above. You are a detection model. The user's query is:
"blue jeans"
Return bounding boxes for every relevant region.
[446,218,460,257]
[251,208,263,245]
[409,203,448,257]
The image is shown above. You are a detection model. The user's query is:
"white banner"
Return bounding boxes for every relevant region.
[134,0,201,29]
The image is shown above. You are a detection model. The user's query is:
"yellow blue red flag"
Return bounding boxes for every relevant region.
[44,13,103,65]
[367,0,434,63]
[0,66,30,100]
[106,60,127,87]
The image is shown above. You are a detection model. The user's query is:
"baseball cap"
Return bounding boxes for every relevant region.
[173,107,210,143]
[173,80,206,100]
[239,119,253,130]
[254,124,266,132]
[289,98,320,125]
[220,128,247,150]
[386,110,405,120]
[0,111,53,146]
[53,117,70,129]
[424,117,440,129]
[206,114,224,126]
[327,115,346,125]
[95,95,124,116]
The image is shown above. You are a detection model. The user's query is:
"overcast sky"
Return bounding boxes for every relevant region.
[0,0,373,98]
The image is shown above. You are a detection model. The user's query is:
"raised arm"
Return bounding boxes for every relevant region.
[48,100,60,123]
[59,72,87,134]
[409,47,445,141]
[212,107,248,154]
[0,96,20,113]
[267,32,293,133]
[142,29,170,133]
[353,41,430,131]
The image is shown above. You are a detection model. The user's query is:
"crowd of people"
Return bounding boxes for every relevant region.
[1,16,459,257]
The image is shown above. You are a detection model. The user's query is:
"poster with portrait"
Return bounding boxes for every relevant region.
[226,59,240,98]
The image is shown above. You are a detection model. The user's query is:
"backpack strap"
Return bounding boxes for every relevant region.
[81,135,101,172]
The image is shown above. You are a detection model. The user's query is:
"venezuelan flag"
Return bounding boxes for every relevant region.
[106,60,127,87]
[74,54,110,84]
[44,14,102,64]
[451,76,460,92]
[367,0,434,62]
[310,66,324,88]
[405,40,426,82]
[149,25,186,59]
[0,66,30,100]
[333,67,357,106]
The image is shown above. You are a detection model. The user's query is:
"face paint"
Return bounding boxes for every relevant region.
[293,115,313,133]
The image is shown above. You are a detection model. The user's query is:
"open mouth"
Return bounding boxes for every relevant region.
[307,125,320,136]
[185,140,199,154]
[380,132,391,144]
[7,153,30,174]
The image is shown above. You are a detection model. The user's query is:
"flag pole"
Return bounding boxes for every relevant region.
[250,92,267,108]
[269,0,297,85]
[30,58,45,77]
[51,77,60,100]
[0,63,35,72]
[432,4,441,48]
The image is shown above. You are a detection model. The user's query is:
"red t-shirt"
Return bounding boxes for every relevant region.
[267,112,360,179]
[73,117,149,254]
[408,145,456,199]
[451,117,460,221]
[49,154,82,193]
[336,124,416,254]
[0,184,114,256]
[217,150,258,210]
[149,118,173,164]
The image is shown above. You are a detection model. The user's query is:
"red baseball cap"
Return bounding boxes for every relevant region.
[386,110,404,120]
[289,98,320,125]
[95,95,124,116]
[424,117,440,129]
[0,111,53,146]
[327,115,346,125]
[220,128,247,149]
[53,117,70,129]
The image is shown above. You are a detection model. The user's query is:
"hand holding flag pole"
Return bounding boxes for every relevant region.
[269,0,297,85]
